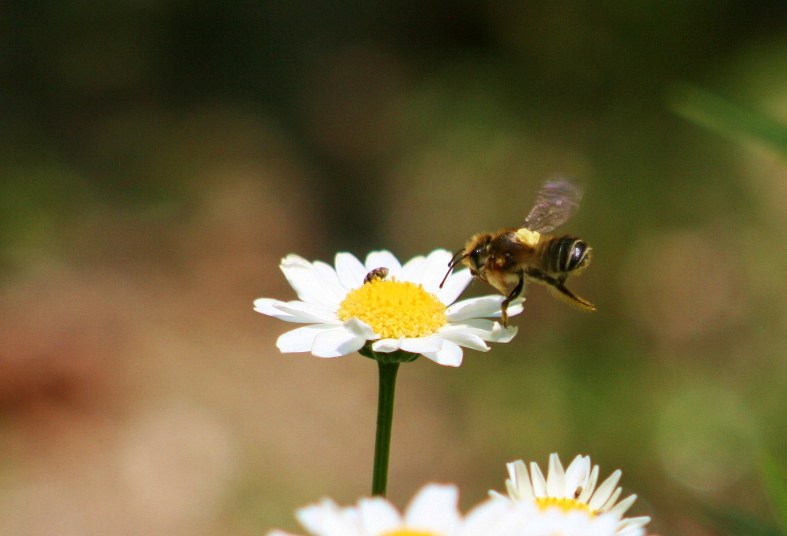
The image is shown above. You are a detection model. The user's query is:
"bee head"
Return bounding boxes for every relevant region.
[439,233,492,289]
[465,234,492,274]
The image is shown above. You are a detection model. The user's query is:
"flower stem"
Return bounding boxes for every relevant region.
[372,360,399,496]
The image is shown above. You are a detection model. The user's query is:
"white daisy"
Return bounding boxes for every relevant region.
[504,502,637,536]
[491,453,651,536]
[267,483,525,536]
[254,249,522,367]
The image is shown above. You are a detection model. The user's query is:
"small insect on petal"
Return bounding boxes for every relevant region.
[363,267,389,284]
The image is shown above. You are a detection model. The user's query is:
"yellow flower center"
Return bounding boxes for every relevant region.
[337,278,447,339]
[535,497,596,516]
[382,530,437,536]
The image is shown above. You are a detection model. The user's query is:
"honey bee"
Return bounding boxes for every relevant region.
[440,178,595,326]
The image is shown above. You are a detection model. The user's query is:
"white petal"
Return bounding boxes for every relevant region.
[599,487,622,512]
[441,319,496,337]
[297,499,358,536]
[280,253,310,269]
[371,338,402,353]
[372,335,449,355]
[404,484,460,531]
[439,329,489,352]
[277,324,336,353]
[618,526,647,536]
[442,319,518,344]
[506,460,534,501]
[564,455,591,497]
[485,322,518,343]
[356,497,401,533]
[585,512,620,534]
[344,317,378,340]
[401,255,426,281]
[415,249,453,294]
[618,515,651,531]
[435,267,473,306]
[254,298,302,322]
[422,339,463,366]
[462,497,519,534]
[312,260,350,303]
[617,525,647,536]
[364,250,402,279]
[606,493,636,517]
[589,470,622,510]
[280,255,342,308]
[504,299,525,318]
[334,252,367,290]
[399,335,444,354]
[578,465,599,503]
[529,462,547,497]
[311,326,367,357]
[267,300,339,324]
[445,296,502,321]
[546,453,566,497]
[446,295,524,321]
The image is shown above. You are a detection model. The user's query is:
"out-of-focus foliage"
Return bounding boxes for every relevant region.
[1,1,787,535]
[700,455,787,536]
[669,84,787,156]
[760,454,787,534]
[704,509,783,536]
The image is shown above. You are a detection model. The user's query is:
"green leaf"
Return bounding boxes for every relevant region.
[760,453,787,535]
[667,83,787,156]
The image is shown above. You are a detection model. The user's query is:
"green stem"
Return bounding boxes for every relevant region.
[372,360,400,497]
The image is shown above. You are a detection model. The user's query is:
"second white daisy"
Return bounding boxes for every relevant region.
[492,453,651,536]
[254,249,522,366]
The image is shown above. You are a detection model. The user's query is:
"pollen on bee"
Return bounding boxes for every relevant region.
[515,228,541,247]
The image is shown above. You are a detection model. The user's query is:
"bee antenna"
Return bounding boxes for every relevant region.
[439,248,469,289]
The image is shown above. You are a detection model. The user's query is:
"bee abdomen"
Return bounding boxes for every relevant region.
[546,236,591,273]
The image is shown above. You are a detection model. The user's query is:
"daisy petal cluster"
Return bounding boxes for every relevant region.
[267,483,524,536]
[268,461,652,536]
[491,453,651,536]
[254,249,522,366]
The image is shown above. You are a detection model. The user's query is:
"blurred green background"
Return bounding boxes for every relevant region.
[2,2,786,535]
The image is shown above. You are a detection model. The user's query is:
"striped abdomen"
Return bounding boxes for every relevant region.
[541,236,591,274]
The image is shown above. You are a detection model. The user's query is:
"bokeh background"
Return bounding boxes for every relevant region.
[2,2,786,535]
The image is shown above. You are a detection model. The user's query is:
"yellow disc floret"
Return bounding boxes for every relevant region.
[382,530,437,536]
[337,278,447,339]
[535,496,596,516]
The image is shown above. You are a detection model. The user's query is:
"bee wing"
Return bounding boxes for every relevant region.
[522,178,584,233]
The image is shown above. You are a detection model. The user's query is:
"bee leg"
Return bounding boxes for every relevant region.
[500,272,525,327]
[524,267,554,285]
[525,269,595,311]
[552,283,596,311]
